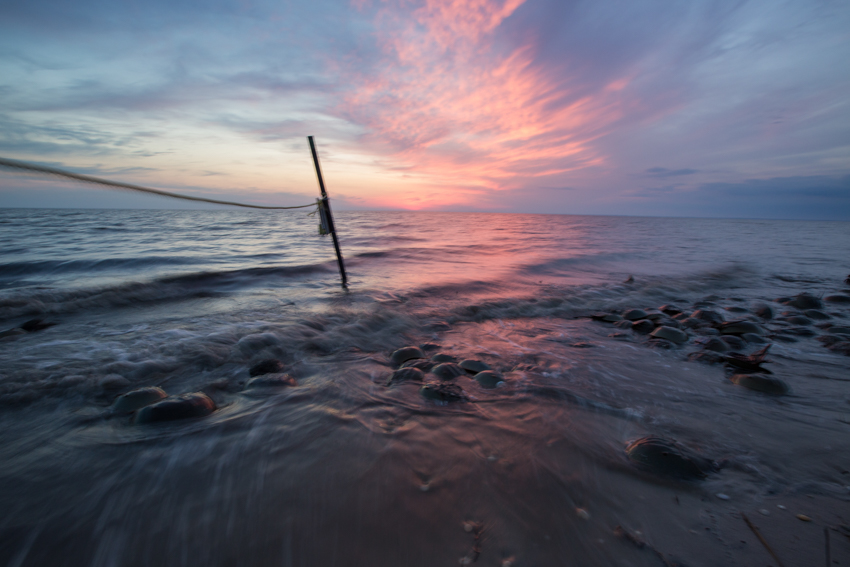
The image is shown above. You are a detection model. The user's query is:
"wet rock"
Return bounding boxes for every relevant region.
[721,335,746,350]
[591,313,622,322]
[386,367,425,385]
[703,337,729,352]
[20,319,57,333]
[788,326,817,336]
[804,309,830,320]
[741,333,768,344]
[696,327,720,336]
[419,382,468,403]
[459,359,490,374]
[659,304,682,316]
[432,362,465,380]
[99,374,130,390]
[729,374,789,395]
[724,306,749,314]
[649,326,688,344]
[782,315,813,326]
[692,309,724,324]
[687,351,724,364]
[614,320,634,330]
[391,346,425,366]
[826,342,850,356]
[824,294,850,304]
[419,342,441,351]
[658,317,683,329]
[845,274,850,285]
[643,311,665,321]
[623,275,635,283]
[431,353,458,363]
[625,436,715,480]
[401,358,434,372]
[473,370,504,388]
[249,359,284,377]
[134,392,216,424]
[681,317,706,329]
[112,387,167,413]
[785,292,823,310]
[648,338,675,349]
[622,309,648,321]
[719,320,766,336]
[631,319,655,334]
[724,345,771,373]
[245,373,296,389]
[752,304,774,320]
[672,312,690,321]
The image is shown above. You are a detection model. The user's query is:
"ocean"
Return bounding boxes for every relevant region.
[1,208,849,566]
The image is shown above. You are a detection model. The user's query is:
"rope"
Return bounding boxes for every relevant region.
[0,156,317,210]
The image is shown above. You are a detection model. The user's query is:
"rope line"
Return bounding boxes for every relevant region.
[0,156,317,210]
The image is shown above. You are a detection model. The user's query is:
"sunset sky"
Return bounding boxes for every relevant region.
[1,0,848,218]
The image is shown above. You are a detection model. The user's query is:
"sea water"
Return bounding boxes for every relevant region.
[1,208,849,566]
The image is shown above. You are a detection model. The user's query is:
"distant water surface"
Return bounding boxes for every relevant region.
[1,209,849,567]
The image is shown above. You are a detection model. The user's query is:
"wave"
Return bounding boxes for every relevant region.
[0,257,209,277]
[0,263,335,321]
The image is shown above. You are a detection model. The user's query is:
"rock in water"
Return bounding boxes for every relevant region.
[752,304,774,320]
[591,313,623,322]
[786,292,823,310]
[419,383,468,403]
[824,294,850,304]
[432,362,465,380]
[622,309,648,321]
[245,373,296,389]
[249,359,284,377]
[390,346,425,366]
[691,309,724,324]
[703,337,729,352]
[112,387,167,413]
[729,374,789,395]
[386,367,425,385]
[473,370,504,388]
[720,335,746,350]
[804,309,830,320]
[431,353,458,363]
[649,326,688,344]
[459,359,490,374]
[659,304,682,315]
[719,320,766,336]
[20,319,57,333]
[401,358,435,372]
[625,436,714,480]
[134,393,216,424]
[631,319,655,334]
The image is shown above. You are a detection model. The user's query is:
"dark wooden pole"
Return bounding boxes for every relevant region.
[308,136,348,287]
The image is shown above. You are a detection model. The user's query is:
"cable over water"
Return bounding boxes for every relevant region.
[0,156,317,210]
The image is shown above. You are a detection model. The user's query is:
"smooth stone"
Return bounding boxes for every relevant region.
[602,314,623,322]
[659,304,682,315]
[696,327,720,336]
[681,317,706,329]
[719,320,766,336]
[724,306,749,314]
[134,393,216,424]
[473,370,504,388]
[672,312,690,321]
[650,326,688,344]
[643,311,665,321]
[622,309,648,321]
[741,333,768,344]
[625,436,714,480]
[401,358,435,372]
[752,304,774,320]
[112,387,167,413]
[387,367,425,385]
[431,353,458,363]
[782,315,813,326]
[720,335,746,350]
[245,373,296,389]
[687,351,724,364]
[459,359,490,374]
[804,309,830,320]
[786,293,823,310]
[419,382,468,403]
[391,346,425,366]
[431,362,465,380]
[824,294,850,304]
[631,319,655,334]
[729,374,789,395]
[703,337,729,353]
[692,309,724,324]
[249,359,284,377]
[614,320,634,330]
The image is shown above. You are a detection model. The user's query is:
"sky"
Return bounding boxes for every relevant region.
[0,0,849,219]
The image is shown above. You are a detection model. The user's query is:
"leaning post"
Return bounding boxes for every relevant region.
[308,136,348,287]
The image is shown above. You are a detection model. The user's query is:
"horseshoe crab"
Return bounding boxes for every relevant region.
[626,436,716,480]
